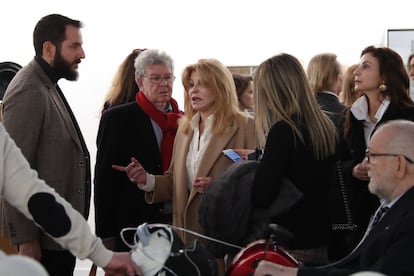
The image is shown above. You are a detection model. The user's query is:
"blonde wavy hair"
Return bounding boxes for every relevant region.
[180,58,248,135]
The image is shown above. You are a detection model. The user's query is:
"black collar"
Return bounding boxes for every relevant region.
[34,56,59,84]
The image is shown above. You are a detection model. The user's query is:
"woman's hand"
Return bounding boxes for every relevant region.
[193,176,213,193]
[353,162,370,181]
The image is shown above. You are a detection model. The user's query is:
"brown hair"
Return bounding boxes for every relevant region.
[102,49,145,114]
[343,46,414,138]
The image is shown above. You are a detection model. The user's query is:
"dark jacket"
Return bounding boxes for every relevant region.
[316,92,346,132]
[339,102,414,235]
[299,187,414,276]
[94,102,168,251]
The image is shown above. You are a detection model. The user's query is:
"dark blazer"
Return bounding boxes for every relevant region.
[316,93,345,114]
[1,59,90,250]
[94,101,168,250]
[340,102,414,235]
[316,92,346,132]
[298,187,414,276]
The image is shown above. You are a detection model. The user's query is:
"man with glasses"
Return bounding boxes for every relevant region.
[254,119,414,276]
[94,49,182,252]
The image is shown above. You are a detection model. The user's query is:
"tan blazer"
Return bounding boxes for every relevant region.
[1,59,90,250]
[146,116,256,243]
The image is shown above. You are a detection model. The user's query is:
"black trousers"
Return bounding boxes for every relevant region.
[41,249,76,276]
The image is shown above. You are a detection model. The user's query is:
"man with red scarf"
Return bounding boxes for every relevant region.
[94,49,182,252]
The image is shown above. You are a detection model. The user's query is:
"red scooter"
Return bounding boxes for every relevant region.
[225,224,299,276]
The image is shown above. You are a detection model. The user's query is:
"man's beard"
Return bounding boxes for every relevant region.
[53,51,80,81]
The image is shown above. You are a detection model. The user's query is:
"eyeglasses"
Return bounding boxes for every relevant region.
[365,149,414,164]
[144,75,175,85]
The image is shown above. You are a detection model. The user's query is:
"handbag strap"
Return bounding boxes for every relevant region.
[331,160,358,231]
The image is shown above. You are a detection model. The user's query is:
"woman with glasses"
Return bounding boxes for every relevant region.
[339,45,414,254]
[94,49,182,252]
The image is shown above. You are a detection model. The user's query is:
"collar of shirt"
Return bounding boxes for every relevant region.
[163,101,173,112]
[351,96,391,144]
[350,95,391,122]
[380,193,403,209]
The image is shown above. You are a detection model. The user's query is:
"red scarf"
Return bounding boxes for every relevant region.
[136,92,182,172]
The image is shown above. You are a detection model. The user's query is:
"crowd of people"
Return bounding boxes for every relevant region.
[1,12,414,276]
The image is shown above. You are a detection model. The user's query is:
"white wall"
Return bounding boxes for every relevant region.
[1,0,413,274]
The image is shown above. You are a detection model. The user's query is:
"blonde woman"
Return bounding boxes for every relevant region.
[252,53,337,266]
[114,58,256,275]
[307,53,345,131]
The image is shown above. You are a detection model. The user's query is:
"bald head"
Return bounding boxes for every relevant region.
[375,120,414,159]
[367,120,414,202]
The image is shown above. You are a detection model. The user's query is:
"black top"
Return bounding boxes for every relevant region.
[252,117,335,250]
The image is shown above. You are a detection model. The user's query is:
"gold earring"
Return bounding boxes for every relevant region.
[379,81,387,92]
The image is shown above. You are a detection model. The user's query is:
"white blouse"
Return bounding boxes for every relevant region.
[186,113,214,190]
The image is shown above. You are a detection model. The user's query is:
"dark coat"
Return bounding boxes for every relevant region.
[339,102,414,234]
[299,187,414,276]
[316,92,346,132]
[94,102,168,250]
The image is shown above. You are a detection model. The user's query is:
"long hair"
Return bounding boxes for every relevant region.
[254,53,336,159]
[102,49,142,113]
[341,64,359,107]
[361,46,414,108]
[181,59,248,135]
[344,46,414,139]
[307,53,342,94]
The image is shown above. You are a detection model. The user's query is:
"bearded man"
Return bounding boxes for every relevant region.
[1,14,90,276]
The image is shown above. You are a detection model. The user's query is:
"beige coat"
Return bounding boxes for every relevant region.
[145,116,256,243]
